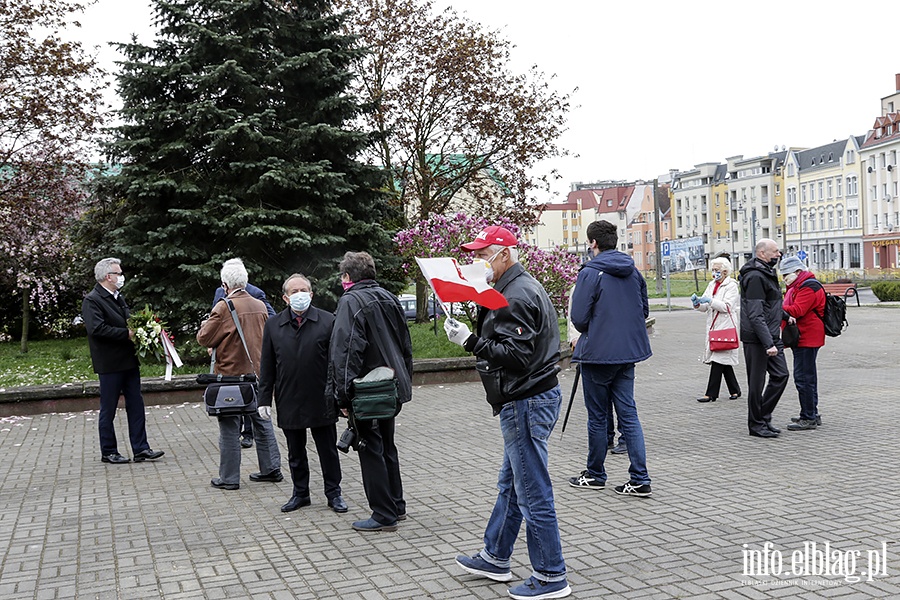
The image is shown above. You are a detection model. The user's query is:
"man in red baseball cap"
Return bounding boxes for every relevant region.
[447,225,571,599]
[460,225,518,251]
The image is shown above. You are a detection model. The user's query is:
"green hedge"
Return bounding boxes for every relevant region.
[871,281,900,301]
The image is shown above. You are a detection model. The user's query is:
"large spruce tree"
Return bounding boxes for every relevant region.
[97,0,398,330]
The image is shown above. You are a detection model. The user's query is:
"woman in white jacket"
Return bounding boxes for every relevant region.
[691,256,742,402]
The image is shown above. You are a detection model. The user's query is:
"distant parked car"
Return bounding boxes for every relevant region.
[399,294,445,321]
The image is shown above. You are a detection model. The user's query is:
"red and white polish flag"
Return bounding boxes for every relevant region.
[415,257,509,310]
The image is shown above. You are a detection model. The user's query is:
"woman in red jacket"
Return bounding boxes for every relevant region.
[779,256,826,431]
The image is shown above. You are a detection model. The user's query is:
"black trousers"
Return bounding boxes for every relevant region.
[743,342,789,433]
[356,411,405,524]
[282,425,342,501]
[704,362,742,399]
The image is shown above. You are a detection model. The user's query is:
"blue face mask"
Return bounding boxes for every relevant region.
[712,271,722,281]
[289,291,311,312]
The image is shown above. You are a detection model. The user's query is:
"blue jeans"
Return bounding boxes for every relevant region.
[479,386,566,582]
[792,347,820,420]
[580,363,650,486]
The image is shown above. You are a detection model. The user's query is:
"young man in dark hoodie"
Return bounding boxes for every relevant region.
[568,220,653,497]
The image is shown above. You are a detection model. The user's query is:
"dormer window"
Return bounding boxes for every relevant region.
[828,152,833,162]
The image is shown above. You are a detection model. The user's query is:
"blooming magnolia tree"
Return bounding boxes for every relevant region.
[394,212,580,323]
[0,159,86,351]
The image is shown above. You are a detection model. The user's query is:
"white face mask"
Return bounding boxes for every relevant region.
[477,248,504,284]
[711,271,722,281]
[288,291,311,312]
[115,275,125,290]
[783,273,798,286]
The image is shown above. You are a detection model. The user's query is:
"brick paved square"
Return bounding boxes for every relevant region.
[1,307,899,598]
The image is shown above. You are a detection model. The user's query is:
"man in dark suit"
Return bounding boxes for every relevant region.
[258,274,346,514]
[82,258,165,464]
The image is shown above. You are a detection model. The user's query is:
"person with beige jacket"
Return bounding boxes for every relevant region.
[197,258,282,490]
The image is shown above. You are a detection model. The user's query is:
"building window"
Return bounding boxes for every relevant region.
[827,179,833,198]
[849,243,860,268]
[776,205,782,218]
[818,181,824,200]
[801,185,807,203]
[846,150,855,164]
[775,183,781,196]
[837,178,842,197]
[837,210,843,228]
[827,211,834,230]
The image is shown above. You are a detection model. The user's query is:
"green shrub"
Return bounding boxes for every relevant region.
[871,281,900,301]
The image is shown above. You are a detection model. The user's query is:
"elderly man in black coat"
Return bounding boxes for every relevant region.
[258,274,346,513]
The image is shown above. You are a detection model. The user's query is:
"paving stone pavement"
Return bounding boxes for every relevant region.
[1,306,899,600]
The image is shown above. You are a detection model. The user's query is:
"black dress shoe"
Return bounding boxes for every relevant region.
[281,496,311,512]
[396,512,408,521]
[133,449,164,462]
[211,478,239,490]
[766,423,781,434]
[240,436,253,449]
[249,470,284,482]
[696,396,716,403]
[749,428,779,438]
[328,496,349,513]
[729,392,742,399]
[101,453,129,464]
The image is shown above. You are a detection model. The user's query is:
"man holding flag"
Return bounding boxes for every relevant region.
[439,226,571,600]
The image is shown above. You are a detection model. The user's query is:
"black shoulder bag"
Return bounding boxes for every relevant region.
[198,300,259,416]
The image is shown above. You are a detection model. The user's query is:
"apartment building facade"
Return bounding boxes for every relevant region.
[782,138,864,270]
[858,76,900,269]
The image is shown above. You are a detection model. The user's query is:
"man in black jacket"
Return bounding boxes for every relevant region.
[258,274,346,514]
[444,226,571,600]
[326,252,413,533]
[82,258,164,464]
[739,239,789,438]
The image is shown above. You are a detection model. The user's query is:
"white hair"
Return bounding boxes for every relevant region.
[94,258,121,282]
[486,244,519,263]
[710,257,732,275]
[220,258,248,289]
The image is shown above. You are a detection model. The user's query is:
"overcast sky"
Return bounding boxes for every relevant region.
[72,0,900,201]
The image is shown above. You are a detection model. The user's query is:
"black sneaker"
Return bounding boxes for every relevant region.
[791,415,822,426]
[610,442,628,455]
[568,470,604,489]
[613,482,652,497]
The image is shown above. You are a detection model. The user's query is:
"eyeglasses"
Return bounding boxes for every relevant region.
[109,271,123,276]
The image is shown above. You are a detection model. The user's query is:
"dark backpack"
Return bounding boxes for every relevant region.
[800,280,847,337]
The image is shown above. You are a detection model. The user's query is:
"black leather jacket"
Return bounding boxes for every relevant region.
[739,258,783,347]
[326,280,413,410]
[465,262,560,413]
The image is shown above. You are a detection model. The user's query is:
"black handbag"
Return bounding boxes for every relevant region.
[199,299,259,416]
[199,373,259,416]
[782,321,800,348]
[351,366,398,420]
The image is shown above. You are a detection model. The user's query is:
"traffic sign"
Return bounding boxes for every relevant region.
[797,250,808,261]
[661,241,671,257]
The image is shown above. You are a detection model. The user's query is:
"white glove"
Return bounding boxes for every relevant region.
[258,405,272,420]
[444,318,472,346]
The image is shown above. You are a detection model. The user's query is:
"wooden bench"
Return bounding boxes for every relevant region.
[820,282,860,306]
